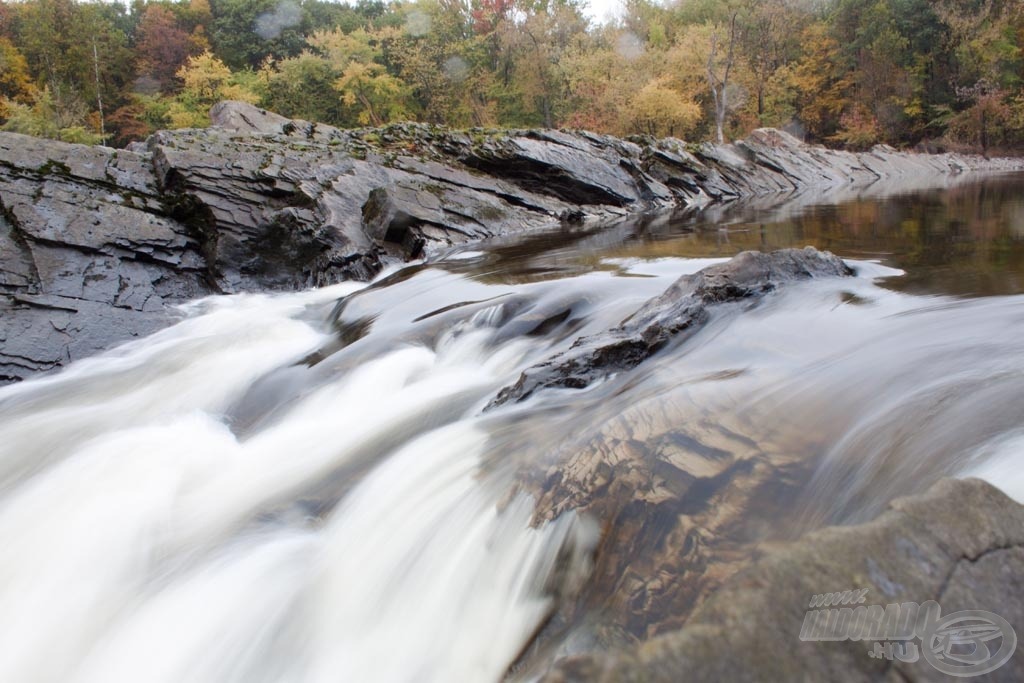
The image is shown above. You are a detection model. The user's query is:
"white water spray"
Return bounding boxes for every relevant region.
[0,282,593,683]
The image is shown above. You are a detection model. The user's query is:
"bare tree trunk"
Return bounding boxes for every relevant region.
[980,107,988,155]
[358,92,381,127]
[706,13,738,144]
[92,39,105,140]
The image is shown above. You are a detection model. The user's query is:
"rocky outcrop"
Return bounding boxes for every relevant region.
[3,102,1023,382]
[0,134,211,382]
[536,478,1024,682]
[490,247,853,406]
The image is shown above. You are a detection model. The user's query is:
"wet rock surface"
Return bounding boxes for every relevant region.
[484,247,1024,681]
[486,249,857,674]
[3,102,1023,382]
[491,247,854,406]
[535,478,1024,682]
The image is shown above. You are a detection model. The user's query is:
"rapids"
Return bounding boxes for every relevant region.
[1,173,1023,682]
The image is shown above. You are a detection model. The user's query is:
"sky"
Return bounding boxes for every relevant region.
[583,0,626,23]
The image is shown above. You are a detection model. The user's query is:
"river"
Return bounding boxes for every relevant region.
[1,173,1022,682]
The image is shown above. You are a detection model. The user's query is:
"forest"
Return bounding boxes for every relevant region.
[0,0,1022,151]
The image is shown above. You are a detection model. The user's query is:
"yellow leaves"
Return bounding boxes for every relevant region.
[176,51,232,102]
[336,61,376,92]
[221,84,260,105]
[664,24,715,99]
[903,98,924,119]
[629,78,702,138]
[0,38,37,107]
[175,51,260,106]
[309,27,399,69]
[788,22,851,139]
[305,26,412,125]
[789,24,837,97]
[168,51,259,129]
[187,0,213,26]
[335,59,410,126]
[165,102,210,129]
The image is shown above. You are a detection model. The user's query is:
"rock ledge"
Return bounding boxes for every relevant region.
[3,102,1023,382]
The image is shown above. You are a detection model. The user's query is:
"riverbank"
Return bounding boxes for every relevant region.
[2,101,1023,383]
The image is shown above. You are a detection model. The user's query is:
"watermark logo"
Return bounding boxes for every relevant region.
[800,590,1016,677]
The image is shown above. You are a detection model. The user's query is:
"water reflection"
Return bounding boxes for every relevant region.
[441,172,1024,297]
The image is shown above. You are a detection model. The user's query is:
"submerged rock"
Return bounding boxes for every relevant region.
[536,478,1024,682]
[482,248,856,671]
[2,102,1022,382]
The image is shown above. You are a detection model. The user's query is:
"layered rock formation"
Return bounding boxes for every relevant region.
[0,134,210,382]
[3,101,1023,382]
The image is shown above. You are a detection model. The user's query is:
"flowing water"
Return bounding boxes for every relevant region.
[1,173,1023,681]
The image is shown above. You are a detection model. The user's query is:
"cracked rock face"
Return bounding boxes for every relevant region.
[0,136,210,382]
[3,101,1023,383]
[538,478,1024,682]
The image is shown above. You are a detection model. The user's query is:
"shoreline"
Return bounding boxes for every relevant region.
[2,101,1024,383]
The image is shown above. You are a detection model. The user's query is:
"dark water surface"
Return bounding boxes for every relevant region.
[450,171,1024,297]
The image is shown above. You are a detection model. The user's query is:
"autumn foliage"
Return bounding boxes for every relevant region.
[0,0,1021,151]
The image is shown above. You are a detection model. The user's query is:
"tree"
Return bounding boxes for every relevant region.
[135,5,197,92]
[739,0,807,121]
[259,52,346,124]
[560,35,638,134]
[383,1,471,125]
[495,2,589,127]
[948,80,1014,153]
[788,21,851,141]
[629,77,701,137]
[830,102,882,148]
[0,37,36,120]
[2,86,103,143]
[706,13,739,143]
[335,60,410,125]
[310,28,412,126]
[829,0,953,144]
[935,0,1022,90]
[0,1,14,39]
[9,0,134,141]
[209,0,310,70]
[168,50,260,127]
